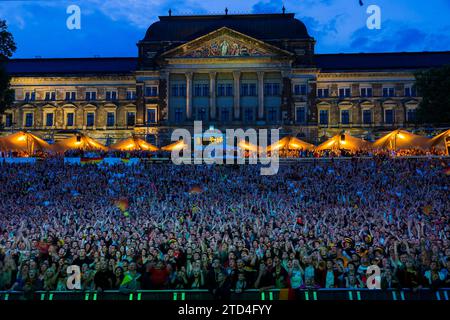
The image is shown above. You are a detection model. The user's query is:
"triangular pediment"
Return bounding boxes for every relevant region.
[161,27,293,59]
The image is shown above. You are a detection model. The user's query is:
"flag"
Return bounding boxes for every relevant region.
[192,204,200,214]
[343,237,354,249]
[80,157,104,165]
[120,158,130,164]
[422,205,432,215]
[443,167,450,175]
[121,274,134,286]
[364,234,373,245]
[114,198,129,216]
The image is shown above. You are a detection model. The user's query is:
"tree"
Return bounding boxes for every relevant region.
[0,20,17,60]
[415,65,450,125]
[0,20,17,117]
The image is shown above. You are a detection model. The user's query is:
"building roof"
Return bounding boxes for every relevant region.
[3,51,450,76]
[315,51,450,72]
[3,57,137,76]
[142,13,312,42]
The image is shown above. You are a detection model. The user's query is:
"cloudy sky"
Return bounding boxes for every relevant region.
[1,0,450,58]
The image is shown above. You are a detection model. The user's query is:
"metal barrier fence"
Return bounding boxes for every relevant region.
[1,288,449,301]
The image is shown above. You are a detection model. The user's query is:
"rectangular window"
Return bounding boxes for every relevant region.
[221,108,230,122]
[106,91,117,101]
[179,84,186,97]
[339,88,351,98]
[319,110,329,125]
[66,112,74,127]
[202,84,209,97]
[241,84,249,96]
[249,83,257,96]
[194,84,202,97]
[225,84,233,96]
[264,83,271,96]
[145,86,158,97]
[385,109,394,124]
[193,84,208,97]
[25,113,33,127]
[107,112,115,127]
[126,112,136,126]
[244,108,253,122]
[175,108,183,123]
[341,110,350,125]
[272,83,280,96]
[217,84,225,97]
[407,109,417,122]
[383,87,395,97]
[126,90,136,100]
[317,88,329,98]
[147,109,157,124]
[296,106,306,124]
[404,86,417,97]
[294,84,307,95]
[171,85,179,97]
[5,114,13,127]
[363,110,372,124]
[24,91,35,101]
[45,91,56,101]
[268,108,277,122]
[86,91,96,101]
[265,83,281,96]
[360,87,373,97]
[86,112,95,127]
[65,91,76,101]
[404,87,411,97]
[46,113,54,127]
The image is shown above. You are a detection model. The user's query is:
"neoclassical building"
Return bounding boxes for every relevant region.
[2,12,450,144]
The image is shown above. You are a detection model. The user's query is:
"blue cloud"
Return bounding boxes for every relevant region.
[347,21,450,53]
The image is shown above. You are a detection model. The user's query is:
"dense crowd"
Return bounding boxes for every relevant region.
[0,157,449,298]
[1,145,447,160]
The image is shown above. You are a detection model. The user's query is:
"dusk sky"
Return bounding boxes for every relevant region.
[1,0,450,58]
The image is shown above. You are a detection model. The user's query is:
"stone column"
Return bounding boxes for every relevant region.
[281,70,293,122]
[209,71,217,119]
[186,72,193,120]
[233,71,241,120]
[160,72,170,123]
[257,71,265,119]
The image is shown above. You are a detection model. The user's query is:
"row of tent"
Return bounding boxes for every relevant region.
[0,132,181,154]
[0,129,449,155]
[242,129,449,154]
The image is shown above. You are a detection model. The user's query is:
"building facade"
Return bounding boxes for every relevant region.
[2,12,450,145]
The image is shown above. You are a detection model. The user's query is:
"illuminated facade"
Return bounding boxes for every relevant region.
[2,12,450,144]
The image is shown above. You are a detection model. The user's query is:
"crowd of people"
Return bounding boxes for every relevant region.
[0,156,449,298]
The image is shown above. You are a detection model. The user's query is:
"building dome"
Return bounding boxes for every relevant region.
[142,13,312,42]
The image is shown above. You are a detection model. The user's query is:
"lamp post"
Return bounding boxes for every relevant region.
[24,132,30,156]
